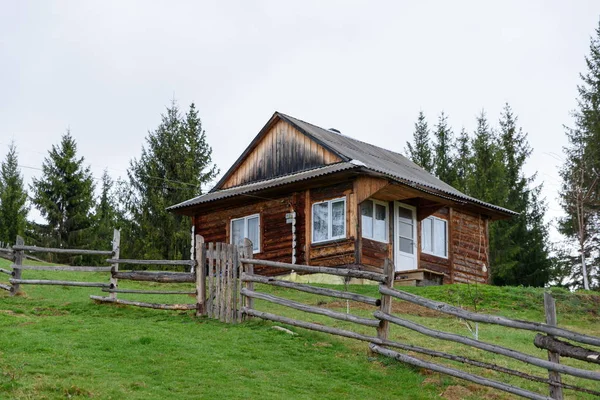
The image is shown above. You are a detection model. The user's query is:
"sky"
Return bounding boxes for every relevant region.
[1,0,599,242]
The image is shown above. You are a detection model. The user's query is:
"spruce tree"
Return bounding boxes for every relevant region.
[405,111,434,172]
[0,142,29,243]
[30,131,95,251]
[126,101,218,261]
[432,112,455,184]
[452,127,472,193]
[91,169,119,251]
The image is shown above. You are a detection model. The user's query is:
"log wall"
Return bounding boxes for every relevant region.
[451,209,489,284]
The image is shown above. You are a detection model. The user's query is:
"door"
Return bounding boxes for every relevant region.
[394,202,417,271]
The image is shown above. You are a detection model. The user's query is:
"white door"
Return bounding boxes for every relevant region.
[394,202,417,272]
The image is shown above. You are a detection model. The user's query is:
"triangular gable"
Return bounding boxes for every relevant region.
[217,113,343,190]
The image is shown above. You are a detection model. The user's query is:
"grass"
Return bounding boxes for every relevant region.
[0,257,599,399]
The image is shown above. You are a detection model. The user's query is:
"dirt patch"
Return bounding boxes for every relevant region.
[441,385,473,400]
[0,309,26,317]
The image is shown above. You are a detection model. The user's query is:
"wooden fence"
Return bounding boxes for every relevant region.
[238,256,600,400]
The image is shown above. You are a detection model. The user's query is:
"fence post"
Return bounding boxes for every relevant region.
[110,229,121,300]
[242,239,254,320]
[195,235,206,317]
[544,292,563,400]
[11,236,24,296]
[377,258,394,341]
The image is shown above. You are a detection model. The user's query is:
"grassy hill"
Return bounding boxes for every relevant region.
[0,258,599,399]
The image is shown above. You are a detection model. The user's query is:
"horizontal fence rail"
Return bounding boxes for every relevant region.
[14,265,113,272]
[10,279,110,288]
[106,259,195,267]
[12,245,113,256]
[0,268,13,275]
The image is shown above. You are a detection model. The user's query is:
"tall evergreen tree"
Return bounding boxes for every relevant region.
[90,169,119,251]
[30,131,95,251]
[452,127,472,193]
[126,101,218,261]
[432,112,455,184]
[0,142,29,243]
[405,111,434,172]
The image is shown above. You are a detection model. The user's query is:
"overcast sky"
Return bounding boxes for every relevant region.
[1,1,599,241]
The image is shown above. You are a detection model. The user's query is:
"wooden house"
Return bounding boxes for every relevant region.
[168,112,515,285]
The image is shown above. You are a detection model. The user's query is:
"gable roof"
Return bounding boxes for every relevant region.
[168,112,516,217]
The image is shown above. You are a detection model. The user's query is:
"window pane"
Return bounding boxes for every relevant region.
[313,202,329,242]
[374,203,387,241]
[422,218,433,253]
[247,216,259,251]
[361,200,373,238]
[398,221,412,238]
[399,237,413,254]
[231,219,244,246]
[331,200,345,238]
[434,219,447,256]
[397,207,412,223]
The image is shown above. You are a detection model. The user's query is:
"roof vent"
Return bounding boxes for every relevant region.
[329,128,341,134]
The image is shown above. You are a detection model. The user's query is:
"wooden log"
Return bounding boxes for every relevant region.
[0,267,12,275]
[102,288,196,295]
[15,265,112,272]
[13,245,113,256]
[373,310,600,381]
[379,286,600,347]
[0,283,12,291]
[195,235,206,317]
[110,229,120,301]
[10,279,110,288]
[534,334,600,365]
[380,338,600,397]
[239,258,386,282]
[11,236,23,296]
[111,271,195,283]
[241,273,380,306]
[368,344,550,400]
[543,292,563,400]
[232,246,239,323]
[242,307,379,343]
[0,247,13,254]
[106,258,195,266]
[90,295,196,310]
[207,242,214,318]
[243,239,254,320]
[377,259,394,341]
[241,288,380,327]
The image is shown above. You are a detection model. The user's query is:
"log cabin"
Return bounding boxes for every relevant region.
[168,112,516,286]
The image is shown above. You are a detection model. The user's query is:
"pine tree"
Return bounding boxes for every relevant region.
[405,111,434,172]
[126,101,218,261]
[432,112,455,184]
[0,142,29,243]
[30,131,95,251]
[452,128,471,193]
[91,169,119,251]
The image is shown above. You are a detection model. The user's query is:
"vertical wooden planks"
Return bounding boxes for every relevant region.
[219,244,227,322]
[195,235,206,316]
[544,292,564,400]
[225,244,233,323]
[11,235,24,296]
[232,247,239,323]
[207,242,214,318]
[243,238,254,319]
[377,259,394,341]
[215,243,222,321]
[110,229,121,301]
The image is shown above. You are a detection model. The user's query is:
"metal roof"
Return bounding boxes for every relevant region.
[168,112,516,216]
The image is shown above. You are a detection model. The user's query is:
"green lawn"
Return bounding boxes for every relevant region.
[0,257,599,399]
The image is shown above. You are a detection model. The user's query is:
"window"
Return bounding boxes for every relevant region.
[421,216,448,258]
[312,197,346,243]
[231,214,260,253]
[360,199,388,242]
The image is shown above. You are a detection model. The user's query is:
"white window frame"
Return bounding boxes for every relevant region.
[421,215,448,259]
[311,197,346,244]
[360,199,389,243]
[230,213,261,254]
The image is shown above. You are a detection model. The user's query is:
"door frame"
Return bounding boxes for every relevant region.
[393,201,418,272]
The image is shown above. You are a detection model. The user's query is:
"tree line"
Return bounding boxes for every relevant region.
[0,102,218,265]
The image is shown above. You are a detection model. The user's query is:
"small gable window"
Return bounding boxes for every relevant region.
[312,197,346,243]
[421,216,447,258]
[360,199,388,243]
[231,214,260,253]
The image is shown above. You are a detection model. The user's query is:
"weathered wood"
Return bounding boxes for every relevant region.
[242,288,380,327]
[377,259,394,341]
[0,283,12,291]
[543,292,563,400]
[535,334,600,365]
[11,236,24,296]
[0,267,13,275]
[13,245,113,256]
[379,337,600,397]
[111,271,195,283]
[106,258,195,266]
[379,285,600,347]
[15,265,112,272]
[374,310,600,381]
[225,244,233,323]
[243,239,254,320]
[232,247,239,322]
[207,242,214,317]
[90,295,196,310]
[243,307,380,343]
[10,279,110,288]
[102,288,196,295]
[215,243,222,320]
[110,229,120,301]
[0,247,13,254]
[195,235,206,316]
[240,258,386,282]
[241,273,380,306]
[369,344,551,400]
